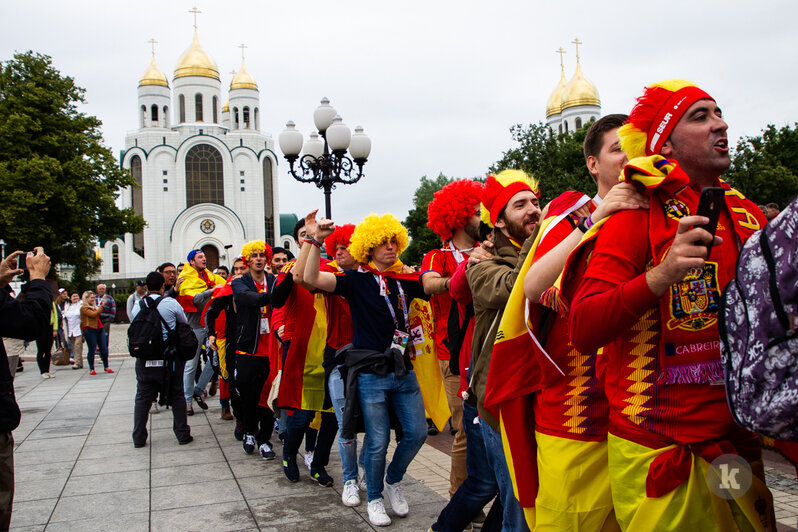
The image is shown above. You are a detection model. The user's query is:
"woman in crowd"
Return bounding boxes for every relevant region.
[64,292,84,369]
[80,291,113,375]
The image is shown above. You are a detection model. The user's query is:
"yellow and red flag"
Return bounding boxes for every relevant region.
[177,266,225,313]
[408,298,450,432]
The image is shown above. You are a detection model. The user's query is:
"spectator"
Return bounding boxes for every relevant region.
[95,283,115,353]
[766,202,781,221]
[80,291,113,375]
[64,292,84,369]
[126,281,146,321]
[0,247,52,530]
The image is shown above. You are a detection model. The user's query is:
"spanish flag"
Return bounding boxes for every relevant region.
[177,266,226,313]
[408,298,451,432]
[483,191,591,529]
[276,264,332,412]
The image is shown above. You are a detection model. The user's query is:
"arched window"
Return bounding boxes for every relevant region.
[558,124,563,135]
[195,93,203,122]
[575,117,582,129]
[283,240,291,249]
[212,96,218,124]
[201,244,219,271]
[140,105,146,128]
[263,157,275,243]
[163,106,169,128]
[243,106,250,129]
[185,144,224,207]
[130,156,145,258]
[179,94,186,123]
[151,104,159,125]
[589,116,596,123]
[233,107,239,129]
[254,108,259,130]
[564,120,569,133]
[112,244,120,273]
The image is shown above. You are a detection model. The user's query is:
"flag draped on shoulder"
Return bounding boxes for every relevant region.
[177,267,225,313]
[277,262,331,412]
[482,190,591,528]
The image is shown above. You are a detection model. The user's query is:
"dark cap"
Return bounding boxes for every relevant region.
[135,280,146,287]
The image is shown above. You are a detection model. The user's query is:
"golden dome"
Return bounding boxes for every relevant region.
[561,62,600,110]
[230,62,258,90]
[546,70,567,117]
[222,99,229,113]
[139,57,169,88]
[174,31,219,81]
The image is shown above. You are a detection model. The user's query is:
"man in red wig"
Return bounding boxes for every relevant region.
[420,179,482,497]
[566,80,774,530]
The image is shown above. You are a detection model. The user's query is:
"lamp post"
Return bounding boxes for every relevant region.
[278,97,371,219]
[0,239,5,261]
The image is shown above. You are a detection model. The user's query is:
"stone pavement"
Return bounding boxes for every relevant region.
[8,325,798,531]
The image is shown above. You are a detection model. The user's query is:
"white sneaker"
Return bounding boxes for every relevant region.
[358,469,367,491]
[41,373,51,379]
[342,479,361,507]
[384,477,409,517]
[367,498,391,526]
[303,451,314,470]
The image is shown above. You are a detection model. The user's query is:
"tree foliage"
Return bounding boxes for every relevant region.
[491,122,595,205]
[0,51,143,287]
[725,123,798,207]
[401,174,452,266]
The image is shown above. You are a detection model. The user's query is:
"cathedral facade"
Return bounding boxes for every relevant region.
[97,30,280,281]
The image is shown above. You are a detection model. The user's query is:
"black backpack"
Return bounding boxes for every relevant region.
[128,296,168,360]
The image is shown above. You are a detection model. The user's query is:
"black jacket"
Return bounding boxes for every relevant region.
[231,272,292,354]
[0,279,52,432]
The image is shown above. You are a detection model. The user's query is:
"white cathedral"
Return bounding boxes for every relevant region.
[96,29,280,281]
[545,40,601,134]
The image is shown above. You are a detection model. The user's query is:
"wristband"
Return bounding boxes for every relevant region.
[577,216,590,233]
[310,237,323,249]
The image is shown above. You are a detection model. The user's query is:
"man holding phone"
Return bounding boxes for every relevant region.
[565,80,772,530]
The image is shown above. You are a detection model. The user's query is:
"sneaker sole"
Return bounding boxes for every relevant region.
[261,454,276,460]
[342,497,361,507]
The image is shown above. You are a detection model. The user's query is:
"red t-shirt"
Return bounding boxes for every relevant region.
[421,245,470,361]
[569,203,757,448]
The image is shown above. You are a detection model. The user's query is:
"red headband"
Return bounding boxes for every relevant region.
[646,86,713,155]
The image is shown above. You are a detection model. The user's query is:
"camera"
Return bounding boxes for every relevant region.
[16,252,33,271]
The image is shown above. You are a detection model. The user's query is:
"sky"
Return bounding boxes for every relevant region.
[2,0,796,229]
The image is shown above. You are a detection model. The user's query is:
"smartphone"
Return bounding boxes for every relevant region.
[695,187,725,258]
[16,251,33,271]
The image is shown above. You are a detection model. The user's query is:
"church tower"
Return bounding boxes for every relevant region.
[100,8,280,284]
[546,38,601,134]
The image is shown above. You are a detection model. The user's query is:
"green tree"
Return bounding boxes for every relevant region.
[491,122,594,205]
[725,124,798,207]
[0,51,143,286]
[401,173,452,265]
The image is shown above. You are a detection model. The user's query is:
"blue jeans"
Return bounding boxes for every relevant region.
[329,365,367,482]
[83,328,108,371]
[433,400,502,531]
[184,327,214,402]
[358,370,427,502]
[481,420,529,532]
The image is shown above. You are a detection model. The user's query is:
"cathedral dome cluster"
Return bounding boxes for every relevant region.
[546,39,601,135]
[99,12,281,284]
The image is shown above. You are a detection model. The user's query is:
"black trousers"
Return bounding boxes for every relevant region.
[226,348,243,421]
[132,358,190,445]
[35,331,53,374]
[283,409,338,472]
[234,354,270,436]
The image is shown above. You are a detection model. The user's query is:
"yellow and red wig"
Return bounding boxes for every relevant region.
[324,224,356,257]
[349,214,408,264]
[480,169,539,228]
[240,240,273,265]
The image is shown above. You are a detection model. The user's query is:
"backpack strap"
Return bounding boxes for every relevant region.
[759,227,791,332]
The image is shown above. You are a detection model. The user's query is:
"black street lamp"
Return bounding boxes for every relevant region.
[278,97,371,219]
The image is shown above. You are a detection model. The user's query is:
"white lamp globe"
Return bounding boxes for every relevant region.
[326,115,351,152]
[278,121,303,156]
[313,97,337,133]
[349,126,371,161]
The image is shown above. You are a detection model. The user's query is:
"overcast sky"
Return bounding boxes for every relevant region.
[2,1,796,228]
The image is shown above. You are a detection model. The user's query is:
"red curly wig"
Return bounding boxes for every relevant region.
[426,179,483,241]
[324,224,356,257]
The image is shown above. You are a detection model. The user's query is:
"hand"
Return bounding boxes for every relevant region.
[175,276,186,289]
[0,251,24,288]
[208,335,217,351]
[573,203,592,219]
[591,183,649,224]
[277,325,285,340]
[646,215,722,296]
[467,240,495,265]
[27,247,50,281]
[401,264,417,274]
[53,331,57,338]
[304,209,319,239]
[316,218,335,240]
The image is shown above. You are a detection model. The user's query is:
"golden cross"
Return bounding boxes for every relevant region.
[238,43,248,63]
[230,69,237,77]
[189,7,202,30]
[555,47,566,71]
[571,37,583,63]
[148,38,158,58]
